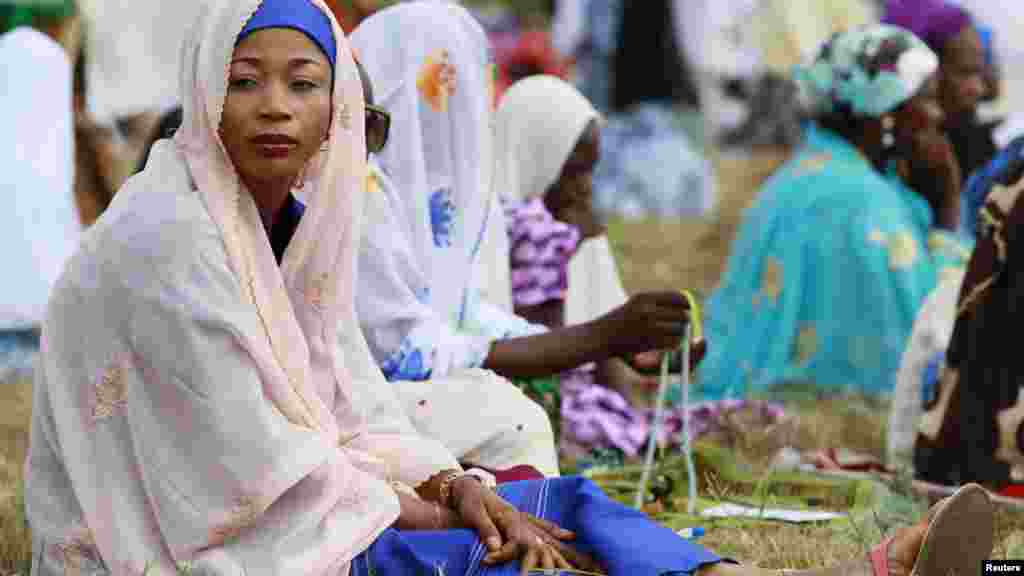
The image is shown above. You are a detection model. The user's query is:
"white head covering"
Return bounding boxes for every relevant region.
[477,75,598,312]
[0,27,80,330]
[478,75,629,323]
[351,2,544,380]
[352,2,493,327]
[26,1,457,572]
[493,75,600,203]
[78,0,203,122]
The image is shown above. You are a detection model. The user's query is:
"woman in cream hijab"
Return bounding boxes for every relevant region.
[25,0,487,571]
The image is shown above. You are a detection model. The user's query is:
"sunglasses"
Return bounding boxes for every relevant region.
[366,104,391,154]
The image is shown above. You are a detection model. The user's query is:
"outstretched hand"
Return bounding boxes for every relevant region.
[601,292,698,357]
[451,478,605,575]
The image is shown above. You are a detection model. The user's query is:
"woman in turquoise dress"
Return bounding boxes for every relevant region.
[696,25,974,401]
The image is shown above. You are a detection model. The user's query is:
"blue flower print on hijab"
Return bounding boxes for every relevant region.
[429,187,456,248]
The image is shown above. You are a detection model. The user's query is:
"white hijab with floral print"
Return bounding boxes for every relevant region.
[351,2,544,381]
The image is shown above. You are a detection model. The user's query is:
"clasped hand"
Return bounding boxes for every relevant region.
[451,477,605,575]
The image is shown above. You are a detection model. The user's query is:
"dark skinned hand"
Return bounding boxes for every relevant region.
[631,337,708,375]
[899,130,962,226]
[599,292,695,358]
[450,478,606,575]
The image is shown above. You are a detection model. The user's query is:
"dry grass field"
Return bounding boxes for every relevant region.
[2,148,1020,573]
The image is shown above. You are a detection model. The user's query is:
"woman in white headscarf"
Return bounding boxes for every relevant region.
[352,1,706,477]
[0,5,82,383]
[481,74,697,463]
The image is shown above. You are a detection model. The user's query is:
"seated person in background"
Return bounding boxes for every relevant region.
[883,0,994,228]
[352,1,704,478]
[482,74,717,466]
[914,135,1024,498]
[892,134,1024,473]
[696,25,973,401]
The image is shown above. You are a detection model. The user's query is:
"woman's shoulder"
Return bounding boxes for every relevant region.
[768,136,903,210]
[73,146,229,295]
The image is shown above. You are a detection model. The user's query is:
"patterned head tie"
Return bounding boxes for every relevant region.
[794,24,939,119]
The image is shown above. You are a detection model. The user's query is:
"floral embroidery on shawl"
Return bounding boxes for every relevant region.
[305,272,330,311]
[429,188,456,248]
[49,528,102,576]
[208,495,262,547]
[337,102,352,131]
[416,49,456,113]
[91,354,131,424]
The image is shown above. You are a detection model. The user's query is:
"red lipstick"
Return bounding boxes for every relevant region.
[251,133,298,158]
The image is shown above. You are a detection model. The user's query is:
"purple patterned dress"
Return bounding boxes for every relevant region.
[504,197,784,465]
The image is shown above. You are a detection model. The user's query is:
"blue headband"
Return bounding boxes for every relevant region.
[237,0,337,69]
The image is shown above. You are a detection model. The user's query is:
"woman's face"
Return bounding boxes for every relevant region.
[221,28,333,190]
[939,26,986,119]
[544,120,602,237]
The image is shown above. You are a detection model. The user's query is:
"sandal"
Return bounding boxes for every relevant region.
[869,483,993,576]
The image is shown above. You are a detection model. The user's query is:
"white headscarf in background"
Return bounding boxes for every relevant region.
[77,0,202,122]
[352,2,544,379]
[26,0,458,572]
[352,1,491,325]
[479,74,629,323]
[0,26,80,331]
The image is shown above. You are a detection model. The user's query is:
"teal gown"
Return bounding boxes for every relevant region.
[696,123,972,400]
